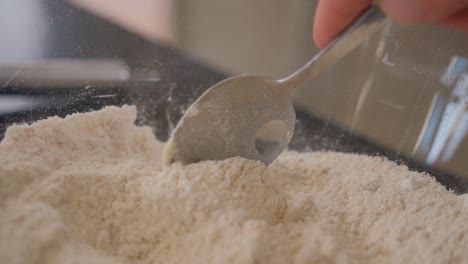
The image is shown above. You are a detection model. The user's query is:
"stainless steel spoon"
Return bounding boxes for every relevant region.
[164,5,386,166]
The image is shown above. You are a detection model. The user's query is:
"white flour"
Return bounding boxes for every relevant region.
[0,106,467,264]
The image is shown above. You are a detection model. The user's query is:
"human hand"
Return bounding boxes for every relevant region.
[313,0,468,49]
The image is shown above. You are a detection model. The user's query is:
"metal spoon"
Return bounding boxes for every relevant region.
[164,5,386,166]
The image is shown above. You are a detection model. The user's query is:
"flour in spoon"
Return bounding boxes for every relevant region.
[1,105,467,264]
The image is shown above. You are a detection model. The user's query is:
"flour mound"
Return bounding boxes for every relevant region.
[1,106,467,264]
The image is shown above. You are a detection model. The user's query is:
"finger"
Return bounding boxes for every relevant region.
[313,0,372,49]
[439,8,468,32]
[379,0,468,24]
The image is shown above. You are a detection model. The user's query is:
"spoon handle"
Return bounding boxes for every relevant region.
[278,4,387,90]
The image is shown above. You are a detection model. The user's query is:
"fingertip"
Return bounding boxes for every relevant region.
[312,2,328,49]
[312,26,327,49]
[312,0,373,49]
[312,1,343,49]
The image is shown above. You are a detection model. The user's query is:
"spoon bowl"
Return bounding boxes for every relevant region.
[163,75,295,166]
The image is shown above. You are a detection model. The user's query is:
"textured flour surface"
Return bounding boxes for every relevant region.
[1,106,467,264]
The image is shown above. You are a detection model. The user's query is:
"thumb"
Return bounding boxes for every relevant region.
[379,0,468,24]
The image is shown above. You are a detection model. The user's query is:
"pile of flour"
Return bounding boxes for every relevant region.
[1,105,467,264]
